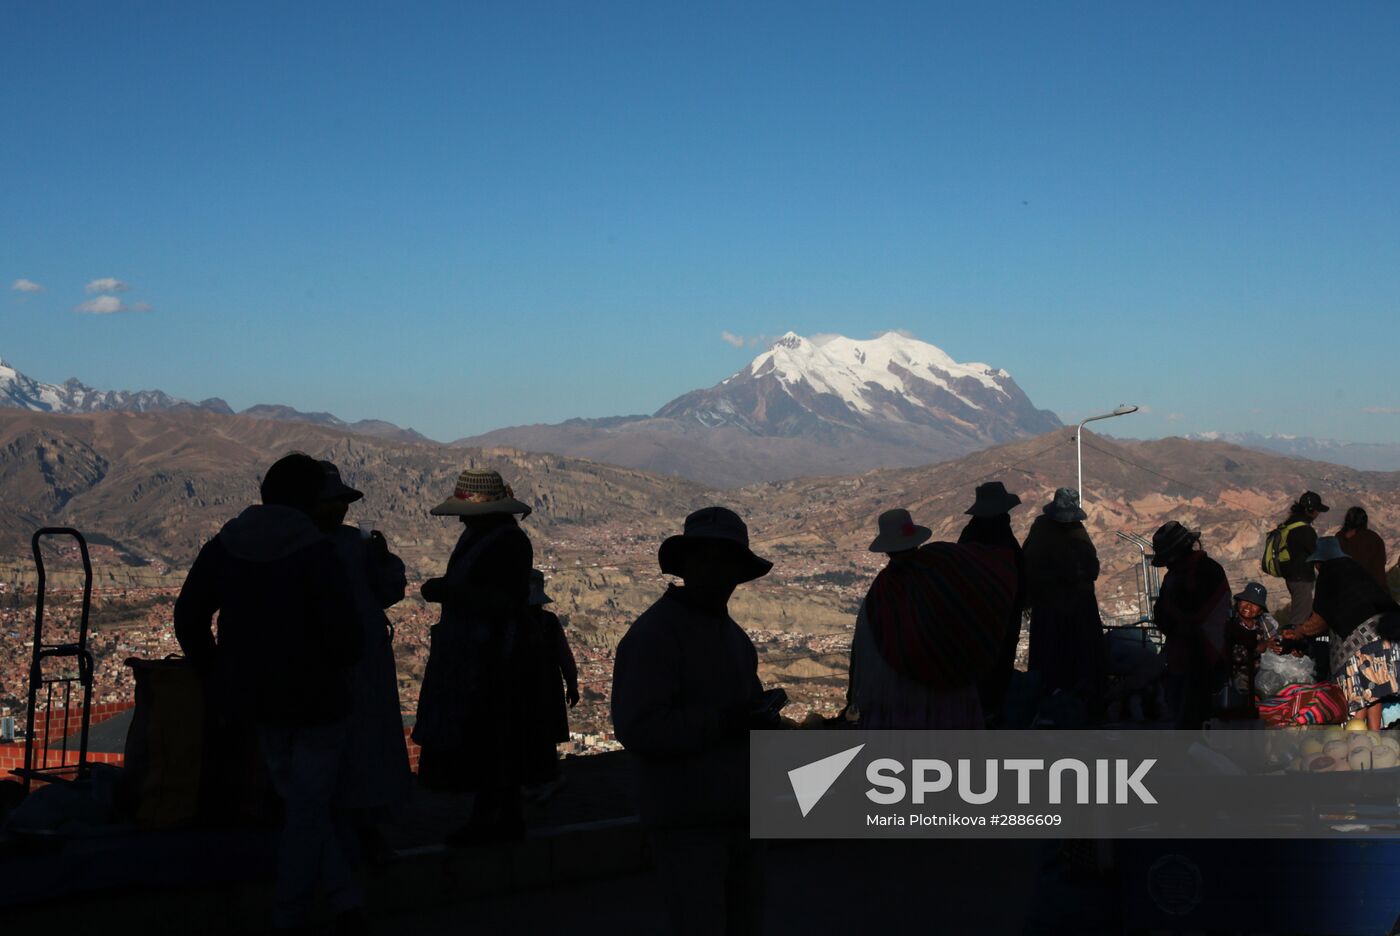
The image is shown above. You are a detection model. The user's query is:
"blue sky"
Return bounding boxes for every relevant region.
[4,2,1399,442]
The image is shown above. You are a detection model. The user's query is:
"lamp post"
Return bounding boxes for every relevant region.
[1077,404,1139,507]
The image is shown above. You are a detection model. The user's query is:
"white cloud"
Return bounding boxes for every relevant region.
[720,331,780,349]
[131,301,152,313]
[85,277,130,294]
[1362,406,1400,415]
[76,295,128,314]
[1166,413,1185,423]
[11,278,43,293]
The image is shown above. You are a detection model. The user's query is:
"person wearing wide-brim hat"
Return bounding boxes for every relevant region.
[1150,521,1233,727]
[957,482,1027,725]
[1225,581,1284,713]
[412,468,536,846]
[1020,487,1105,705]
[613,507,777,933]
[867,508,932,557]
[309,460,413,826]
[966,481,1022,518]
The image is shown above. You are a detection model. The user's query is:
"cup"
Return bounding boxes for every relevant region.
[358,521,374,541]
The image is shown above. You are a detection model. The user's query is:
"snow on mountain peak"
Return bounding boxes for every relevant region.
[747,331,1008,414]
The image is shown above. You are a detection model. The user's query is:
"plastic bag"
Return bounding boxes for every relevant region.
[1255,652,1315,700]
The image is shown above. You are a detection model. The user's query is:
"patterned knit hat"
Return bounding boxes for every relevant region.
[429,468,532,518]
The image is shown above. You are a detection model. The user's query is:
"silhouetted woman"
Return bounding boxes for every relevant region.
[1022,488,1106,707]
[413,469,534,845]
[1337,506,1388,590]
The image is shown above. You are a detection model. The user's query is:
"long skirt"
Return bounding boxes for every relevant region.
[1027,592,1106,699]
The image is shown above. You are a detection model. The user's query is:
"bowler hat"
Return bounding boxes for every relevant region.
[966,482,1022,517]
[659,507,773,583]
[528,569,553,607]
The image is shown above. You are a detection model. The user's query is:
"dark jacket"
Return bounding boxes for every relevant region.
[1153,549,1232,675]
[612,586,762,828]
[959,515,1026,716]
[1278,512,1319,583]
[412,516,533,758]
[1337,527,1388,591]
[1022,515,1099,606]
[1312,556,1400,641]
[174,505,361,726]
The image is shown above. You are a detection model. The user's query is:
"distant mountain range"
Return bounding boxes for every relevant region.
[2,408,1396,603]
[457,331,1062,485]
[0,358,430,444]
[1186,431,1400,472]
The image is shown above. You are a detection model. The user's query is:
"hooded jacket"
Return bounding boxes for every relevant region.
[174,504,361,726]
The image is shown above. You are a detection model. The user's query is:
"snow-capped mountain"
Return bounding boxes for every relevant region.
[0,357,428,443]
[0,358,228,414]
[656,331,1059,441]
[459,331,1062,485]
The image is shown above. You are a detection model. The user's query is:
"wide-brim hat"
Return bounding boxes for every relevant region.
[966,481,1022,517]
[528,569,553,607]
[1043,487,1087,523]
[868,508,933,553]
[659,506,773,584]
[430,469,532,518]
[1306,536,1347,564]
[317,460,363,504]
[1233,582,1268,611]
[1150,520,1201,567]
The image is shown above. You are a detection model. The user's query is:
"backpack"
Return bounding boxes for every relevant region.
[1260,521,1308,577]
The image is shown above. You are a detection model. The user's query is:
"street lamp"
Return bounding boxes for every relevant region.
[1077,404,1139,507]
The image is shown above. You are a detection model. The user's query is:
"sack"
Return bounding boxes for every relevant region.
[1256,681,1347,727]
[120,657,205,829]
[1260,521,1307,577]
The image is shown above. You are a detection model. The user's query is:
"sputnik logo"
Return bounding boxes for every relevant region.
[787,744,865,817]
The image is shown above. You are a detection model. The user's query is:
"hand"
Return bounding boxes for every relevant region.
[566,684,580,708]
[368,530,390,558]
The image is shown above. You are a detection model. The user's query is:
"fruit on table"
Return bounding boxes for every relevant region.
[1345,719,1369,732]
[1324,740,1350,760]
[1308,755,1338,772]
[1300,739,1326,757]
[1373,749,1399,769]
[1348,748,1373,771]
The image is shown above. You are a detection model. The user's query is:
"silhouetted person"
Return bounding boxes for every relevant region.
[412,469,534,845]
[1298,537,1400,729]
[520,569,578,798]
[1337,506,1388,590]
[1275,491,1327,627]
[1022,488,1106,705]
[958,482,1026,725]
[612,507,778,936]
[849,509,1014,728]
[174,452,364,933]
[1151,521,1231,728]
[311,460,411,859]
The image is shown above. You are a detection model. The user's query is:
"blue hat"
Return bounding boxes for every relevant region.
[1233,582,1268,610]
[1305,536,1347,564]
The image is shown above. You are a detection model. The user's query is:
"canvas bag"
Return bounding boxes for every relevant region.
[120,656,205,828]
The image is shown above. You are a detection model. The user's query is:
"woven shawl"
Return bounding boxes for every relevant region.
[864,541,1018,689]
